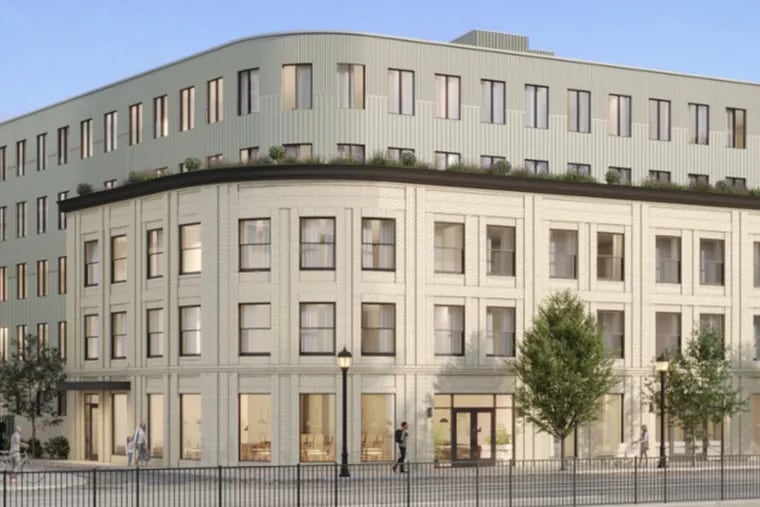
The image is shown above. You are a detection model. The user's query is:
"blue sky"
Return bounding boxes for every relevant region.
[1,0,758,120]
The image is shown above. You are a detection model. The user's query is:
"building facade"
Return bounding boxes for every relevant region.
[2,29,760,463]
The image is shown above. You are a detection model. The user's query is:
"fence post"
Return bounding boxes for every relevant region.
[135,465,140,507]
[217,465,223,507]
[296,463,301,507]
[405,461,411,507]
[3,469,6,507]
[475,458,480,507]
[334,463,338,507]
[720,453,725,501]
[92,468,97,507]
[662,458,667,504]
[508,461,513,507]
[572,457,577,507]
[633,456,638,505]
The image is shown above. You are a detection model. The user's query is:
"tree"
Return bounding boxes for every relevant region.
[656,326,746,460]
[0,335,67,443]
[514,290,616,469]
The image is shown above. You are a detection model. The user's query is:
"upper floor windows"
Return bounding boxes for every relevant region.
[129,103,143,145]
[239,219,270,271]
[608,167,631,185]
[57,256,67,295]
[481,155,506,170]
[147,228,164,279]
[84,314,99,360]
[180,86,195,132]
[104,111,117,152]
[16,140,26,176]
[36,133,47,170]
[434,151,460,170]
[80,119,92,159]
[147,308,164,358]
[180,305,201,357]
[550,229,577,279]
[434,305,464,356]
[688,173,709,187]
[154,95,168,138]
[656,312,681,358]
[0,146,5,180]
[300,218,335,270]
[486,306,515,357]
[0,206,6,241]
[598,310,624,358]
[0,267,6,302]
[15,201,26,238]
[486,225,515,276]
[111,311,127,360]
[649,99,671,141]
[57,127,68,165]
[282,64,312,110]
[337,143,365,162]
[111,235,127,283]
[388,69,414,115]
[16,263,26,300]
[700,238,724,286]
[525,85,548,129]
[567,89,590,133]
[337,64,365,109]
[207,77,223,124]
[361,303,395,356]
[727,107,746,149]
[57,191,68,230]
[239,303,270,356]
[434,74,460,120]
[36,196,47,234]
[179,223,201,275]
[481,79,506,124]
[361,218,395,271]
[84,240,99,287]
[434,222,464,274]
[689,103,709,145]
[525,159,549,174]
[597,232,624,281]
[656,236,681,284]
[240,147,259,163]
[238,68,260,115]
[283,143,312,161]
[608,94,631,137]
[567,163,591,176]
[300,302,335,355]
[649,170,671,182]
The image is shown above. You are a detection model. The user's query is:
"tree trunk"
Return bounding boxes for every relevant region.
[701,419,709,461]
[560,434,566,471]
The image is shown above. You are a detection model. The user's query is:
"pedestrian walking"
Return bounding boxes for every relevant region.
[638,425,649,459]
[126,436,134,466]
[133,422,148,466]
[392,421,409,473]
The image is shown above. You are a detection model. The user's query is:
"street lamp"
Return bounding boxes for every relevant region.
[337,347,353,478]
[654,355,669,468]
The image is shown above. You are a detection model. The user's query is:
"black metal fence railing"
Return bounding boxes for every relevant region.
[6,455,760,507]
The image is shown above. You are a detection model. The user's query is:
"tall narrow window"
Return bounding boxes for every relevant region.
[179,305,201,356]
[147,228,164,279]
[388,69,414,115]
[16,140,26,176]
[486,306,515,357]
[700,239,725,286]
[361,303,395,355]
[524,85,549,129]
[0,328,7,361]
[84,240,99,287]
[180,394,202,460]
[608,94,631,137]
[128,103,143,146]
[179,87,195,132]
[111,311,127,359]
[84,314,99,360]
[362,218,395,271]
[111,235,127,283]
[656,236,681,284]
[727,108,746,149]
[300,218,335,270]
[16,263,26,300]
[434,151,460,170]
[147,308,164,358]
[567,89,590,133]
[282,64,312,110]
[434,305,464,356]
[112,394,128,455]
[37,323,48,349]
[36,133,47,170]
[481,79,506,124]
[80,120,92,159]
[299,303,335,355]
[16,325,27,358]
[597,232,624,281]
[179,224,201,274]
[148,394,164,459]
[57,127,68,165]
[299,394,335,462]
[58,321,66,360]
[598,310,624,358]
[239,394,272,462]
[0,206,5,240]
[104,111,117,152]
[57,256,67,295]
[550,230,578,279]
[16,202,26,238]
[0,146,6,180]
[487,225,515,276]
[36,196,47,234]
[434,222,464,274]
[336,144,365,162]
[238,68,260,115]
[689,103,709,145]
[0,267,6,301]
[337,64,365,109]
[656,312,681,357]
[525,159,549,174]
[434,74,460,120]
[207,77,223,123]
[36,259,48,297]
[239,219,270,271]
[754,317,760,360]
[239,303,271,355]
[57,191,68,230]
[649,99,671,141]
[153,95,168,138]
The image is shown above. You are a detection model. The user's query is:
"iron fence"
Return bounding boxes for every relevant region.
[5,455,760,506]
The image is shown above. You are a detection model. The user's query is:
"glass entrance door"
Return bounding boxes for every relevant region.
[452,408,494,464]
[84,394,100,461]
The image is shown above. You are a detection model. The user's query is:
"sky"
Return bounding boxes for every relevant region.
[1,0,759,121]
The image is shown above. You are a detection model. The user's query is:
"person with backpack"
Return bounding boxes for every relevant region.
[392,421,409,473]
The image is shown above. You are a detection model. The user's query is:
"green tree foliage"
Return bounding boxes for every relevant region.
[514,290,616,468]
[0,335,67,443]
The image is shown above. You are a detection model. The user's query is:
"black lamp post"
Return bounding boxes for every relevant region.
[654,355,669,468]
[337,347,353,478]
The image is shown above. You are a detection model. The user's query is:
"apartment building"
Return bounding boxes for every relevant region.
[2,29,760,464]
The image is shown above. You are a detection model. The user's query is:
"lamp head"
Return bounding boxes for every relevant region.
[337,347,353,370]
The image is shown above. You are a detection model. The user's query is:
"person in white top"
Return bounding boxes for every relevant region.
[132,422,148,466]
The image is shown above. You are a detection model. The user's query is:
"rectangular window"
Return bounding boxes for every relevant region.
[57,191,68,230]
[337,143,365,162]
[282,64,312,110]
[689,103,709,145]
[487,225,515,276]
[0,146,5,180]
[239,219,270,271]
[299,394,335,462]
[16,325,27,358]
[85,314,99,360]
[57,256,67,295]
[238,68,260,115]
[57,321,66,360]
[649,170,671,182]
[179,86,195,132]
[567,89,590,133]
[239,147,259,163]
[207,77,223,124]
[300,218,335,270]
[481,79,506,124]
[180,394,202,460]
[57,127,68,165]
[434,305,464,356]
[727,108,746,149]
[434,222,464,274]
[480,155,506,169]
[111,235,127,283]
[337,64,365,109]
[388,69,414,115]
[656,312,681,358]
[179,224,201,274]
[0,328,7,361]
[299,303,335,355]
[434,151,461,170]
[239,394,272,462]
[361,218,395,271]
[361,303,395,355]
[0,267,6,301]
[688,173,709,187]
[550,229,578,279]
[649,99,671,141]
[239,303,271,355]
[147,308,164,358]
[283,143,312,161]
[148,394,164,459]
[700,239,725,286]
[36,133,47,170]
[206,154,223,166]
[16,201,26,238]
[434,74,460,120]
[112,394,128,455]
[726,177,747,190]
[111,311,127,359]
[80,120,92,159]
[699,313,725,337]
[147,228,164,279]
[0,206,5,241]
[153,95,168,138]
[360,394,394,462]
[37,323,48,348]
[386,147,414,163]
[567,163,591,176]
[754,317,760,360]
[524,84,549,129]
[36,196,47,234]
[608,167,631,185]
[104,111,117,152]
[598,310,624,358]
[525,159,549,174]
[103,179,117,190]
[656,236,681,284]
[16,263,26,300]
[597,232,624,281]
[179,305,201,356]
[486,306,515,357]
[84,240,99,286]
[16,140,26,176]
[608,94,631,137]
[129,103,143,145]
[36,259,48,297]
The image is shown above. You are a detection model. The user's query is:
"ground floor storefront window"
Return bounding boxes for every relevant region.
[361,394,394,461]
[148,394,164,459]
[240,394,272,462]
[112,393,127,455]
[300,394,335,462]
[181,394,202,460]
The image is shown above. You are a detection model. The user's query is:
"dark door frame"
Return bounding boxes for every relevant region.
[451,407,495,465]
[84,397,99,461]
